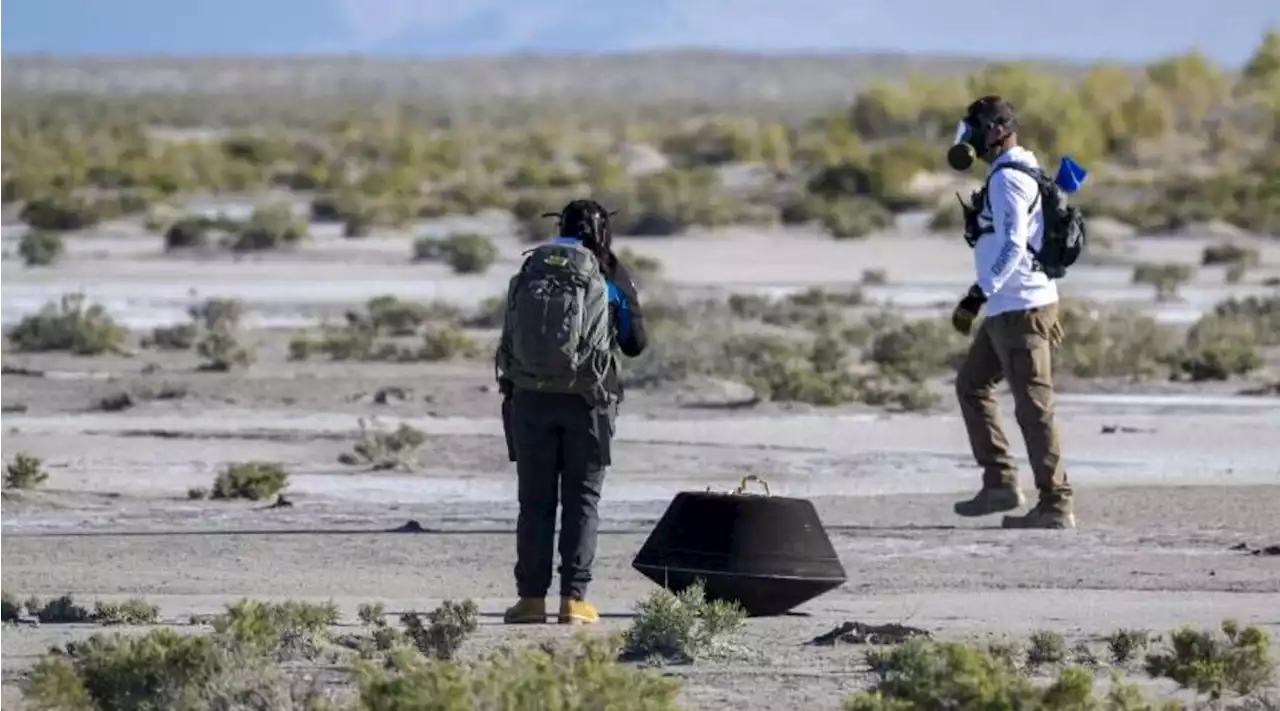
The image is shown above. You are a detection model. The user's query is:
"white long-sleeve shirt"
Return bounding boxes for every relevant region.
[972,146,1059,318]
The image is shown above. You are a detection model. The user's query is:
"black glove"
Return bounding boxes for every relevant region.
[497,377,514,398]
[951,284,987,336]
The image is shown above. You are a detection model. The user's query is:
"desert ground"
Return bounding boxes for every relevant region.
[2,206,1279,709]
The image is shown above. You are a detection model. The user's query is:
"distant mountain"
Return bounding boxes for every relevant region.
[3,0,1277,67]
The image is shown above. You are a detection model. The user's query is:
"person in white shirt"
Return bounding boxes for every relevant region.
[947,96,1075,530]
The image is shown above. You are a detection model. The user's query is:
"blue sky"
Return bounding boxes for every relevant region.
[3,0,1277,67]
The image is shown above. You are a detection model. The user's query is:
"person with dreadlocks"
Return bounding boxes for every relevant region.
[495,198,648,625]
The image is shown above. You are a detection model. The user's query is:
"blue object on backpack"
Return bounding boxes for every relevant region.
[1054,156,1088,194]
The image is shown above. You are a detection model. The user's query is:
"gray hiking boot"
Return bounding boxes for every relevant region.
[1001,503,1075,530]
[953,487,1025,518]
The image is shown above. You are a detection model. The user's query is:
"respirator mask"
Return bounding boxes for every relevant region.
[946,118,984,172]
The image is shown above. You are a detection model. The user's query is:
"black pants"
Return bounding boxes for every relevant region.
[508,390,613,599]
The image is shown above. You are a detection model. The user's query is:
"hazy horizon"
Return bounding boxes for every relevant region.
[3,0,1277,68]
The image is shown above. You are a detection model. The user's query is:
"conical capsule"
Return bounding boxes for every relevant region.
[631,480,847,617]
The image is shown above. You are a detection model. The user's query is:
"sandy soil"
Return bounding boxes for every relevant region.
[2,219,1279,709]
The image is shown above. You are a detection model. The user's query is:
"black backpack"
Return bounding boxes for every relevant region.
[967,162,1087,280]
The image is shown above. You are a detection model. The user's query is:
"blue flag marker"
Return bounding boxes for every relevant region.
[1054,156,1088,194]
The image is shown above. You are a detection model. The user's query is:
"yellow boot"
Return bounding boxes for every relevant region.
[503,598,547,624]
[558,597,599,625]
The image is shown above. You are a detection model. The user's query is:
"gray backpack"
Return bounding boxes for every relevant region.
[496,241,614,399]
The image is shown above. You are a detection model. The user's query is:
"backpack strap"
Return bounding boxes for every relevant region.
[983,162,1043,215]
[979,161,1047,272]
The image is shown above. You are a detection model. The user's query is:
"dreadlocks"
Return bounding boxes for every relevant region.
[543,199,614,267]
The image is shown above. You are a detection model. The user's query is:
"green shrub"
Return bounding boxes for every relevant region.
[1026,630,1068,668]
[24,594,675,711]
[1132,262,1195,301]
[412,235,445,262]
[1172,313,1263,381]
[195,327,254,371]
[1055,303,1180,379]
[163,215,218,250]
[864,314,967,381]
[229,203,308,252]
[1,592,20,622]
[1213,295,1280,345]
[362,295,462,335]
[1107,628,1153,665]
[861,268,889,285]
[1226,262,1248,284]
[18,229,66,266]
[818,197,895,239]
[779,193,831,225]
[355,634,681,711]
[927,199,966,232]
[5,293,127,355]
[93,598,161,626]
[719,333,861,406]
[20,194,102,231]
[728,289,860,330]
[5,453,49,490]
[210,461,289,501]
[463,295,507,329]
[1144,620,1273,699]
[24,628,258,710]
[622,579,748,663]
[440,232,498,274]
[209,598,338,653]
[511,194,566,243]
[188,298,244,330]
[357,602,386,627]
[143,323,198,350]
[36,594,92,623]
[609,168,760,236]
[95,391,135,412]
[1201,243,1261,267]
[419,326,481,361]
[844,638,1098,711]
[22,599,343,710]
[615,246,664,286]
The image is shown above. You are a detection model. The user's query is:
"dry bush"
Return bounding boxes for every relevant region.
[5,293,127,356]
[338,419,428,471]
[440,232,498,274]
[93,598,162,626]
[19,194,103,231]
[1202,243,1261,267]
[862,313,967,382]
[1132,262,1195,301]
[1172,313,1263,381]
[229,203,308,252]
[21,592,676,711]
[18,229,65,266]
[1145,620,1273,700]
[1054,302,1181,379]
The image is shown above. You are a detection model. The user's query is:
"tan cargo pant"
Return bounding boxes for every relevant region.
[955,302,1072,512]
